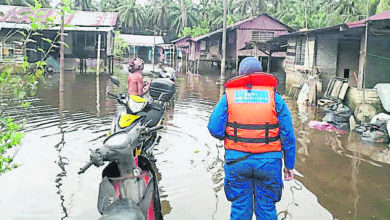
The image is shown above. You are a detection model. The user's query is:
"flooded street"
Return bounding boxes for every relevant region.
[0,63,390,220]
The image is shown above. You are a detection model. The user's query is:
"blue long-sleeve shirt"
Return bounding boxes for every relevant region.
[208,93,296,169]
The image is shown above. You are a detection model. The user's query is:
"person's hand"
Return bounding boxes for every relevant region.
[283,168,294,181]
[143,81,150,93]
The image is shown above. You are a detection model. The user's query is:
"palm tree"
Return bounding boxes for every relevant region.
[100,0,121,12]
[237,0,266,17]
[210,0,241,30]
[332,0,364,23]
[169,0,198,34]
[148,0,171,34]
[117,0,145,33]
[376,0,390,13]
[73,0,97,11]
[2,0,44,7]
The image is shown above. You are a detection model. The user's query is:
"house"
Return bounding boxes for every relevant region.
[273,9,390,111]
[0,5,119,73]
[187,14,293,72]
[171,36,191,59]
[120,34,164,63]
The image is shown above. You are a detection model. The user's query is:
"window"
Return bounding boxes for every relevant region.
[1,43,15,58]
[295,38,306,65]
[200,40,206,51]
[251,31,274,42]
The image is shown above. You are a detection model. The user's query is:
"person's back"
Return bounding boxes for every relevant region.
[127,57,145,96]
[208,57,296,220]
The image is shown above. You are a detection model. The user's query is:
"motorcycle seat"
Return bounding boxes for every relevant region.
[143,104,164,127]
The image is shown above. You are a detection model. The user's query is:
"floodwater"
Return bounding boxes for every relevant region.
[0,63,390,220]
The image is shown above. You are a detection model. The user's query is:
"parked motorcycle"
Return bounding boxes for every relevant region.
[108,76,175,158]
[150,65,176,82]
[78,123,164,220]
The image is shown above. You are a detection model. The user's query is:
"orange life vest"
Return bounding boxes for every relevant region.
[224,73,282,153]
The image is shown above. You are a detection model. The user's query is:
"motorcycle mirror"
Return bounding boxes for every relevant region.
[110,76,120,87]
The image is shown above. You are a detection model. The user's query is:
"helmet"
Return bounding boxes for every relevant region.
[128,57,144,73]
[239,57,263,75]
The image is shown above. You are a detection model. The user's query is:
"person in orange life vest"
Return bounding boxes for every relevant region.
[208,57,296,220]
[128,57,149,96]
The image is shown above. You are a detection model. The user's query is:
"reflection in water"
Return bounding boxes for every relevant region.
[351,150,361,220]
[296,103,311,163]
[288,96,390,220]
[56,74,69,220]
[1,62,390,219]
[277,180,302,220]
[208,142,225,220]
[96,71,100,117]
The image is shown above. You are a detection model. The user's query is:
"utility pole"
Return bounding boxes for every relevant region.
[220,0,227,82]
[361,0,370,104]
[97,34,101,75]
[96,34,101,116]
[59,1,64,93]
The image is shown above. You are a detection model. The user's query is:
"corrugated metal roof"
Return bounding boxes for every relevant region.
[48,26,114,32]
[0,5,118,27]
[120,34,165,47]
[171,36,190,43]
[278,24,348,38]
[191,17,258,42]
[192,14,293,42]
[271,9,390,40]
[347,9,390,28]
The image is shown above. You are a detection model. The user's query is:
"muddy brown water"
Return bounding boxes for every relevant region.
[0,64,390,220]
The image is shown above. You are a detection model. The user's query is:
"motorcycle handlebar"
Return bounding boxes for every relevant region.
[107,92,129,109]
[143,125,164,134]
[78,161,93,175]
[107,92,119,99]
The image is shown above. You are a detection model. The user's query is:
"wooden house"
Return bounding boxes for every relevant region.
[0,5,118,73]
[272,9,390,110]
[187,14,293,72]
[120,34,164,63]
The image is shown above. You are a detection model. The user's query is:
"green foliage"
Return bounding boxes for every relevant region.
[0,0,73,174]
[117,0,145,33]
[0,118,23,173]
[376,0,390,13]
[73,0,97,11]
[114,32,129,57]
[2,0,50,7]
[180,20,210,37]
[98,0,390,38]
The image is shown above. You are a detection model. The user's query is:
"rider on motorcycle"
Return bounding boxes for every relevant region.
[128,57,149,96]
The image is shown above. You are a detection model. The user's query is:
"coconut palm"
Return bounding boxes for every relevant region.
[117,0,145,33]
[100,0,121,12]
[73,0,97,11]
[169,0,198,34]
[1,0,44,6]
[236,0,266,17]
[148,0,172,34]
[376,0,390,13]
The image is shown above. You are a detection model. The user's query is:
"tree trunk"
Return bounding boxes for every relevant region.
[181,0,187,31]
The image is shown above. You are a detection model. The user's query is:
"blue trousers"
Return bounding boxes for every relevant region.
[224,158,283,220]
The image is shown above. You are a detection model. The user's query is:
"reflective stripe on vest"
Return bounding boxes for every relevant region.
[224,74,282,153]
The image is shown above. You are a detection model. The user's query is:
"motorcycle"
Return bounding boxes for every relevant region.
[78,123,164,220]
[150,65,176,82]
[108,76,175,159]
